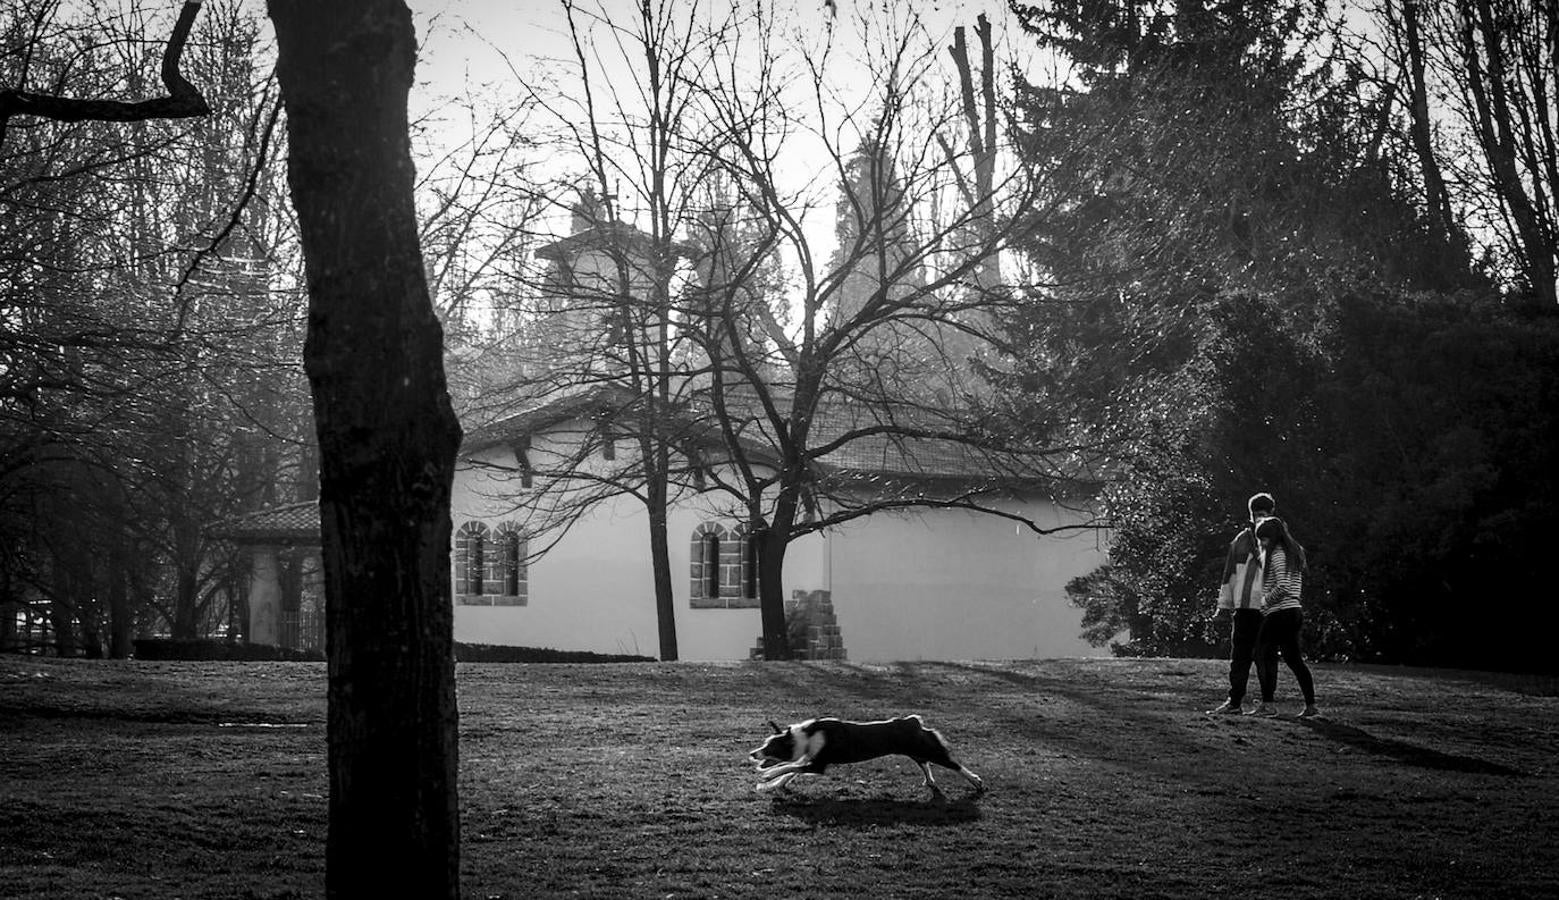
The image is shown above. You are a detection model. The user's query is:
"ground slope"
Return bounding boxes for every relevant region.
[1,656,1555,899]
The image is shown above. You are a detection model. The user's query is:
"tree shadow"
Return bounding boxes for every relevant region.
[768,792,984,828]
[1298,718,1527,777]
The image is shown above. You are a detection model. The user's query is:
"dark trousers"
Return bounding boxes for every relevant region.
[1227,609,1264,706]
[1256,607,1316,705]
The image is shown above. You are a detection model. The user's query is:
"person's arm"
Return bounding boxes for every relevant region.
[1216,532,1243,611]
[1219,531,1245,583]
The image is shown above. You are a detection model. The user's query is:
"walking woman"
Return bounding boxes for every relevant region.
[1247,516,1321,719]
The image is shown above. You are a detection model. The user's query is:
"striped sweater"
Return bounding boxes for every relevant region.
[1260,546,1303,614]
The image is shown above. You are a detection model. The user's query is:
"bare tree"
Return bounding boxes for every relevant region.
[456,4,1097,660]
[1,0,261,656]
[1364,0,1557,304]
[2,0,308,657]
[0,0,207,139]
[677,6,1099,657]
[464,0,744,660]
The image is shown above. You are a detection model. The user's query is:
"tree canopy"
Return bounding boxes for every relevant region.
[1004,0,1558,672]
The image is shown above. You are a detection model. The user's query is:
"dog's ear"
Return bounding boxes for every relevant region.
[768,719,783,735]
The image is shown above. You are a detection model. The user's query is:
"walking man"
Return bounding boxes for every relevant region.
[1206,492,1275,715]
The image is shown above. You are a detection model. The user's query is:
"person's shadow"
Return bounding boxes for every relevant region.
[1297,717,1525,776]
[769,791,984,828]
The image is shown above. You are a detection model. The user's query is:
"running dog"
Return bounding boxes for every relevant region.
[748,715,985,795]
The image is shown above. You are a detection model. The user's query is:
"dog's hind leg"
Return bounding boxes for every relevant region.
[923,731,986,794]
[926,750,985,793]
[916,761,944,796]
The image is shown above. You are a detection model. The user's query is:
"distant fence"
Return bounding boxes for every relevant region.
[278,607,325,653]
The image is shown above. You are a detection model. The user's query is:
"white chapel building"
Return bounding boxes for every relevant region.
[222,199,1110,662]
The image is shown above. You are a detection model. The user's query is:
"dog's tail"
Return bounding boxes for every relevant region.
[905,714,943,741]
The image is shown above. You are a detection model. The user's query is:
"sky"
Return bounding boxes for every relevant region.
[396,0,1047,279]
[406,0,1033,93]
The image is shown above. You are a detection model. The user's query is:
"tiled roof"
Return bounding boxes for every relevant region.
[468,383,1073,488]
[209,501,320,544]
[462,384,637,453]
[216,391,1088,543]
[802,399,1017,481]
[534,222,694,262]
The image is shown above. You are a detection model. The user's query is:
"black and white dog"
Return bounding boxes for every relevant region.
[748,715,985,795]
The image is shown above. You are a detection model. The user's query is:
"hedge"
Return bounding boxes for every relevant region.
[130,638,653,664]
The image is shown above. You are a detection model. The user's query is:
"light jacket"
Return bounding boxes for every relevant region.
[1217,527,1263,611]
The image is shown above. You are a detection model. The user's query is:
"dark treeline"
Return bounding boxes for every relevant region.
[997,0,1558,673]
[1,1,311,657]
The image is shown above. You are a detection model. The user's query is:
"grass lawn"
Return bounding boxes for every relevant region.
[2,654,1556,899]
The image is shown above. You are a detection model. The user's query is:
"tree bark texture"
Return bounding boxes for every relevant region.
[757,513,794,660]
[1401,0,1458,244]
[647,470,679,661]
[268,2,462,898]
[1456,0,1557,306]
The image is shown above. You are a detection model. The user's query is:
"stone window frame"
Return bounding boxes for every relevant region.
[455,520,528,607]
[490,523,528,607]
[455,521,488,598]
[689,521,760,609]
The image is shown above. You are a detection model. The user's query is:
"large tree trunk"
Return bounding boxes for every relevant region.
[106,505,135,659]
[268,2,462,898]
[171,563,200,640]
[48,564,78,657]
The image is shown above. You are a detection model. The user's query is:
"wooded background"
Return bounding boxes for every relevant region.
[2,1,1554,666]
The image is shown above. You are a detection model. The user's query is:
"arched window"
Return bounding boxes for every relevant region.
[455,521,490,599]
[492,524,528,606]
[740,527,762,601]
[691,522,730,605]
[690,521,758,609]
[701,531,721,599]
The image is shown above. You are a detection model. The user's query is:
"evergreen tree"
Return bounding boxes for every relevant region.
[1003,0,1539,667]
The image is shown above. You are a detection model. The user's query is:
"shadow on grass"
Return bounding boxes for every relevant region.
[1298,718,1526,777]
[769,793,984,828]
[1344,664,1559,698]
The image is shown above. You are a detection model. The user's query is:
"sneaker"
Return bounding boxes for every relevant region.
[1298,705,1323,720]
[1205,699,1243,716]
[1245,702,1279,718]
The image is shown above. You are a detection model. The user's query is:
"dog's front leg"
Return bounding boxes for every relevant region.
[755,772,798,792]
[757,758,809,782]
[954,764,985,793]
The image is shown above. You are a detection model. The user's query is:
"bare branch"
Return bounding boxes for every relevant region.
[0,1,210,144]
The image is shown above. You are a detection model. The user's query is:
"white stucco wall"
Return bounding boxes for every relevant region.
[824,502,1109,661]
[450,431,1111,662]
[451,440,769,659]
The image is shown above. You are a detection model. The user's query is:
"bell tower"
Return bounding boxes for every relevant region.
[530,188,656,377]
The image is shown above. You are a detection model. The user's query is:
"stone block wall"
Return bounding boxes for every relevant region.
[748,589,847,660]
